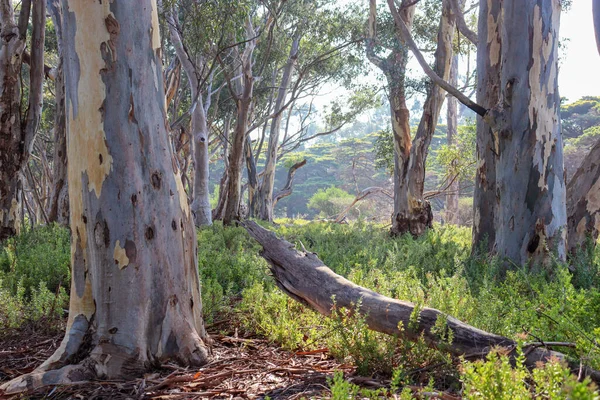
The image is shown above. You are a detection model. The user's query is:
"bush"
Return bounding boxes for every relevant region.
[196,222,270,323]
[308,187,354,218]
[0,224,70,298]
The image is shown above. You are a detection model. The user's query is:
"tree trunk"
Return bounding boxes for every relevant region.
[243,221,600,384]
[223,20,256,226]
[2,1,208,393]
[472,0,501,254]
[166,9,212,227]
[389,0,455,237]
[255,37,300,222]
[566,138,600,255]
[366,0,415,236]
[190,102,212,227]
[445,55,459,225]
[47,0,69,226]
[223,94,252,225]
[493,0,566,268]
[0,1,26,241]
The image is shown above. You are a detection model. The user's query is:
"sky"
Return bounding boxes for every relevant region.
[558,1,600,101]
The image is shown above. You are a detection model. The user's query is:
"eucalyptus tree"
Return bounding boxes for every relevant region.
[2,0,209,393]
[0,0,46,241]
[250,0,366,222]
[218,2,279,225]
[366,0,415,235]
[162,0,249,227]
[393,0,566,268]
[46,0,69,226]
[369,0,457,236]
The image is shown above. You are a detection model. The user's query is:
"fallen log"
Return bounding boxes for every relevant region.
[242,221,600,384]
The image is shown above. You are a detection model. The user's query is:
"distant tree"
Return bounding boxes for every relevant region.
[0,0,46,241]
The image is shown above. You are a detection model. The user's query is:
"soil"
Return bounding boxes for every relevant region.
[0,322,374,399]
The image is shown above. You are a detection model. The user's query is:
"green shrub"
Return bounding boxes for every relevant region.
[0,278,68,332]
[197,222,270,323]
[308,187,354,218]
[0,224,70,298]
[461,350,599,399]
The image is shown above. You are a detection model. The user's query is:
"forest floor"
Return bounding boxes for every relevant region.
[0,321,386,399]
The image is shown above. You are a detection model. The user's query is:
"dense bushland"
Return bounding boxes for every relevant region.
[2,222,600,397]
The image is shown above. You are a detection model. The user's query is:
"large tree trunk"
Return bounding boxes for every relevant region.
[492,0,566,268]
[47,0,69,226]
[1,1,208,394]
[472,0,501,254]
[0,1,27,241]
[566,138,600,255]
[243,221,600,384]
[389,0,455,237]
[445,55,459,225]
[254,37,300,222]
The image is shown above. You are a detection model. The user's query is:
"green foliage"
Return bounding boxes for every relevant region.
[0,224,70,297]
[307,187,354,217]
[461,350,599,399]
[0,278,68,332]
[429,122,477,184]
[196,222,270,323]
[329,301,398,376]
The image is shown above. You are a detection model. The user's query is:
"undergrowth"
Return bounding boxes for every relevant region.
[2,220,600,397]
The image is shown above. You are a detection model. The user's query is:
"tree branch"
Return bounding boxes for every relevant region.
[386,0,487,117]
[449,0,478,46]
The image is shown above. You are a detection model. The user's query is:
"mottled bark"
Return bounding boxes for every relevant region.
[0,0,45,241]
[254,37,300,222]
[566,139,600,255]
[243,221,600,385]
[445,55,459,225]
[366,0,415,236]
[493,0,566,268]
[166,9,212,227]
[387,0,455,237]
[223,20,256,226]
[47,0,69,226]
[1,1,208,393]
[472,0,501,253]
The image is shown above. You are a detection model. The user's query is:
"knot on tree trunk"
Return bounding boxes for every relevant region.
[391,200,433,237]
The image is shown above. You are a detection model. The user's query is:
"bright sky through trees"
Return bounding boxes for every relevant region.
[560,0,600,101]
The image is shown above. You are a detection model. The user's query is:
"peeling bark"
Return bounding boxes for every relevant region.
[366,0,416,236]
[472,0,501,253]
[47,0,69,226]
[243,221,600,385]
[566,138,600,255]
[493,0,566,268]
[387,0,456,237]
[1,1,208,394]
